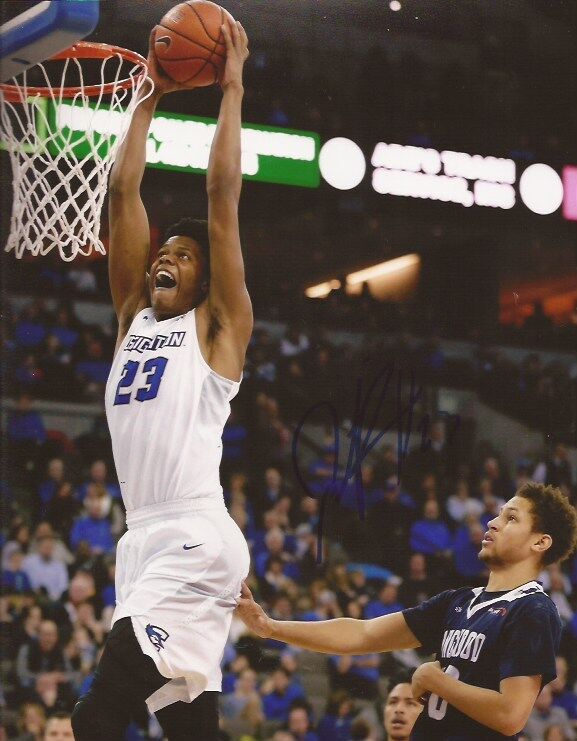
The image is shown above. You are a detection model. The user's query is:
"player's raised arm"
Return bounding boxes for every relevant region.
[206,20,253,354]
[108,30,182,345]
[235,583,421,654]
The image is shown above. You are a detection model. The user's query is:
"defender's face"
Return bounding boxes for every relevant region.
[479,495,543,567]
[150,237,208,319]
[384,683,422,740]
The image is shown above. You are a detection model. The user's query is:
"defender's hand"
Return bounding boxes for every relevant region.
[220,20,249,91]
[235,582,273,638]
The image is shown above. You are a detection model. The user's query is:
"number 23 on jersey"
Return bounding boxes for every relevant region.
[114,356,169,405]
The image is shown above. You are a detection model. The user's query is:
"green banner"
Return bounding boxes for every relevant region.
[43,99,320,188]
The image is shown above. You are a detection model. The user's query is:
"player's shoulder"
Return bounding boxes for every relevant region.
[421,586,473,610]
[511,586,557,610]
[446,585,481,605]
[505,583,560,622]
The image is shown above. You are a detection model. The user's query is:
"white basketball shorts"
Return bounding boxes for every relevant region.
[112,498,250,713]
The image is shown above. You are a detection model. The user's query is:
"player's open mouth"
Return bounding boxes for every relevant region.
[391,720,406,728]
[482,532,493,544]
[155,269,177,290]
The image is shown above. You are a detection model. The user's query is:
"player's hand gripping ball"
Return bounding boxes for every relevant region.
[154,0,235,87]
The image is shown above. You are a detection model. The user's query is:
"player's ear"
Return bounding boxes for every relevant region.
[531,533,552,559]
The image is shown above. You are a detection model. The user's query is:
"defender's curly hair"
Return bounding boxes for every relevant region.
[517,482,577,565]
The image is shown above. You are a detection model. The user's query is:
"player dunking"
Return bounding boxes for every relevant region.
[237,484,577,740]
[72,20,251,741]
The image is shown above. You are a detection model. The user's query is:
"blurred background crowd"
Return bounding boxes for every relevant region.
[2,293,577,740]
[2,0,577,740]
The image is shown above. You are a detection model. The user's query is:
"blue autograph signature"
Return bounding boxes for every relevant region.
[291,362,460,562]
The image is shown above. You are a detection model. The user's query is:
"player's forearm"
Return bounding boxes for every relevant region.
[109,88,160,193]
[207,85,243,199]
[427,674,521,737]
[268,617,369,655]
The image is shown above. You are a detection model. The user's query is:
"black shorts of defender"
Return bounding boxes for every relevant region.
[71,617,219,741]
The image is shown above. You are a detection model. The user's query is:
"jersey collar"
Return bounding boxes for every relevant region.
[467,580,544,619]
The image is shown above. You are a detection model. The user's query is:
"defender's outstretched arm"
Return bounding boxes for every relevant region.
[235,583,421,655]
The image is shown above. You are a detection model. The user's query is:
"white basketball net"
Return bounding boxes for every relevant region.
[0,49,151,261]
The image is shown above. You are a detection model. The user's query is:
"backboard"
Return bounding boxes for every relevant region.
[0,0,99,82]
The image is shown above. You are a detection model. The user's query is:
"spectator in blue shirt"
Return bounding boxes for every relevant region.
[329,654,380,700]
[14,353,45,391]
[37,458,66,507]
[409,499,453,559]
[317,690,355,741]
[1,549,32,593]
[22,534,69,600]
[364,580,404,619]
[255,467,292,518]
[75,460,121,502]
[307,439,340,497]
[221,408,248,469]
[101,557,116,610]
[74,338,111,395]
[14,302,47,348]
[7,392,46,445]
[48,304,80,350]
[70,486,114,555]
[287,703,320,741]
[338,464,385,514]
[453,519,489,582]
[254,527,298,580]
[261,667,305,722]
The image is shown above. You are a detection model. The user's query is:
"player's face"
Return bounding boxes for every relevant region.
[479,495,545,567]
[44,718,74,739]
[384,683,423,740]
[150,236,208,319]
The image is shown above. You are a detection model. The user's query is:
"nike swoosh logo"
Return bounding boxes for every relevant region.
[183,543,203,550]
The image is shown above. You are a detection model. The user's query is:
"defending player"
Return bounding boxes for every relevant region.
[72,19,251,741]
[236,483,577,740]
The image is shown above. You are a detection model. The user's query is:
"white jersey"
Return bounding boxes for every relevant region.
[105,307,240,514]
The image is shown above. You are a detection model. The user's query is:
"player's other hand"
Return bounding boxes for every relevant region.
[235,581,272,638]
[220,20,249,92]
[146,27,189,97]
[411,660,442,703]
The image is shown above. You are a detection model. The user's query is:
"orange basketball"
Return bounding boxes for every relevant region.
[154,1,234,87]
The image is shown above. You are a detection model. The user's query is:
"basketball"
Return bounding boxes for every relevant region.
[154,1,233,88]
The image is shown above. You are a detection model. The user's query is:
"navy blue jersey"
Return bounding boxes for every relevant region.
[403,580,561,741]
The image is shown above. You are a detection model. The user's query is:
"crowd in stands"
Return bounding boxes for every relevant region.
[2,294,577,740]
[3,294,577,451]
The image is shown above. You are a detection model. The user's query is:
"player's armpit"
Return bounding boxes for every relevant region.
[362,611,422,653]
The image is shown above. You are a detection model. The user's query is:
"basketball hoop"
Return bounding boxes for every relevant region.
[0,41,151,261]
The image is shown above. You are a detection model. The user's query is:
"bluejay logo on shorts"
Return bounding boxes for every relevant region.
[146,624,170,651]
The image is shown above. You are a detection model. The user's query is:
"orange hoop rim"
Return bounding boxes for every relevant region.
[0,41,148,103]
